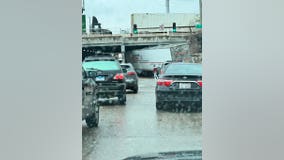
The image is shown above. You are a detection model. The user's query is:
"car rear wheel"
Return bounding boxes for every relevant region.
[197,103,202,112]
[94,104,99,124]
[86,114,98,128]
[86,103,99,128]
[156,102,163,110]
[118,94,126,105]
[132,85,138,94]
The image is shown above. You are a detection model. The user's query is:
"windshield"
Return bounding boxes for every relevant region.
[82,61,120,71]
[165,63,202,75]
[82,1,202,159]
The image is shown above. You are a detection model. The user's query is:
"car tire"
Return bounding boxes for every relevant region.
[118,94,126,105]
[132,85,138,94]
[197,107,202,112]
[86,102,99,128]
[86,113,98,128]
[196,101,202,112]
[94,103,99,125]
[156,102,163,110]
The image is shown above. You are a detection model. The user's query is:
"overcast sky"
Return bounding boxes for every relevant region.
[84,0,200,33]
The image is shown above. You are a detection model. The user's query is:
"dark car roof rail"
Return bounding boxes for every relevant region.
[84,54,116,62]
[94,53,113,57]
[85,53,114,58]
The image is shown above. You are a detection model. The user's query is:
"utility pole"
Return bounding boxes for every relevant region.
[166,0,170,13]
[199,0,202,24]
[82,0,85,13]
[82,0,86,33]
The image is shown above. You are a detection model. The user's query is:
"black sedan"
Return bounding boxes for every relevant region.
[155,63,202,112]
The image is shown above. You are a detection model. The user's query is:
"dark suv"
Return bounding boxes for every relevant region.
[83,54,127,105]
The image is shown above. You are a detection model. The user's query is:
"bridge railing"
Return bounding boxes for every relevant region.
[82,32,197,38]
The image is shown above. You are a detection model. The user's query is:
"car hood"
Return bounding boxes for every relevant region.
[122,150,202,160]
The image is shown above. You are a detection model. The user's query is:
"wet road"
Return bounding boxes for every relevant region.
[82,78,202,160]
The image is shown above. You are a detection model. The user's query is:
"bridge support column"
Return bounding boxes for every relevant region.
[120,45,126,63]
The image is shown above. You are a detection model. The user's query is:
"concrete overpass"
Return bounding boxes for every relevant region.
[82,33,193,48]
[82,32,201,62]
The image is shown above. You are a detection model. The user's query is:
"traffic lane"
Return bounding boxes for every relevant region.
[82,78,202,160]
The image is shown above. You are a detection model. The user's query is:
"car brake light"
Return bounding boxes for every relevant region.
[197,80,202,87]
[114,73,124,80]
[127,71,136,75]
[157,79,173,87]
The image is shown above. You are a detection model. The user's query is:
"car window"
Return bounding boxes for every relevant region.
[83,61,120,71]
[165,64,202,75]
[120,65,131,71]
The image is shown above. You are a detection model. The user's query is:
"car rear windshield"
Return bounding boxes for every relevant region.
[121,65,132,70]
[165,63,202,75]
[82,61,120,71]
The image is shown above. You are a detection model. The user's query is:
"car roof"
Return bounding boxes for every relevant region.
[169,62,201,65]
[164,62,202,75]
[84,55,116,61]
[120,63,133,66]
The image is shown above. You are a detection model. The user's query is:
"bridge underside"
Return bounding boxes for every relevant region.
[81,32,201,61]
[82,45,156,61]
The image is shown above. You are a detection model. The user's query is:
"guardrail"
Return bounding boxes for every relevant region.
[82,31,201,47]
[82,32,197,38]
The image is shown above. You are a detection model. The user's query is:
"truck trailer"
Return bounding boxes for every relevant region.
[126,43,196,75]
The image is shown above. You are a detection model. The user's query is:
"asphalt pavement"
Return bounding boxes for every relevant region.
[82,77,202,160]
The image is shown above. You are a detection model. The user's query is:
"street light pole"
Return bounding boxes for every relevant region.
[166,0,170,13]
[82,0,85,13]
[199,0,202,24]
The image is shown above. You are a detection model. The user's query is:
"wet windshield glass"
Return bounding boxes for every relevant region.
[82,1,202,159]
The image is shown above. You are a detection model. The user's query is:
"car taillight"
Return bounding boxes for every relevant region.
[157,79,173,87]
[127,71,136,75]
[197,80,202,87]
[114,73,124,80]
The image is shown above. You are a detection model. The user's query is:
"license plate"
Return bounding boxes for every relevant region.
[179,83,191,89]
[95,76,105,81]
[126,78,133,82]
